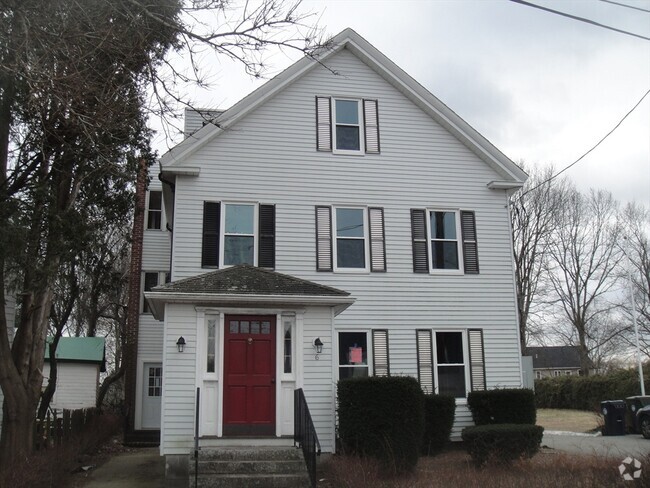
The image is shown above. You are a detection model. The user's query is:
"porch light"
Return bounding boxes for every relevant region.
[313,338,324,354]
[176,336,186,353]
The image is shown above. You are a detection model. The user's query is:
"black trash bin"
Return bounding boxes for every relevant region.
[625,396,650,433]
[601,400,626,436]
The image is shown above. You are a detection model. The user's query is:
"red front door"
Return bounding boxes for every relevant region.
[223,315,276,436]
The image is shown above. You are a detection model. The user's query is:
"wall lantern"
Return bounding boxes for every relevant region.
[176,336,186,353]
[313,337,324,354]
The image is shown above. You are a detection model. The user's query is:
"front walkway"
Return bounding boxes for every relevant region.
[72,448,164,488]
[543,431,650,459]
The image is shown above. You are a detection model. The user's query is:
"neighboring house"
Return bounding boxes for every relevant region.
[0,291,16,437]
[132,28,527,475]
[526,346,583,379]
[43,337,106,410]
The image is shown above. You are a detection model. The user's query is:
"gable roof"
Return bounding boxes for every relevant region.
[525,346,582,369]
[145,265,354,320]
[45,337,106,370]
[160,28,526,188]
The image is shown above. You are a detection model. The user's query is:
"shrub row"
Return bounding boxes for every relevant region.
[535,368,649,411]
[422,394,455,455]
[467,389,536,425]
[461,424,545,466]
[337,376,424,473]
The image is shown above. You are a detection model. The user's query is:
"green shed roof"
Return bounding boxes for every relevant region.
[45,337,106,366]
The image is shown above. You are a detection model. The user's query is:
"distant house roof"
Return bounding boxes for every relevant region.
[45,337,106,371]
[145,265,354,320]
[525,346,581,369]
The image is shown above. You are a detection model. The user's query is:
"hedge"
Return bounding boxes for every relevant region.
[422,395,455,455]
[535,368,649,411]
[337,376,425,473]
[467,389,536,425]
[461,424,544,466]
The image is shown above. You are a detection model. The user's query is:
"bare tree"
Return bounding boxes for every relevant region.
[545,187,623,375]
[510,164,567,350]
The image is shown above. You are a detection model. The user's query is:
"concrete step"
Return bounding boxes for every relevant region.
[192,447,304,462]
[192,459,306,475]
[193,473,311,488]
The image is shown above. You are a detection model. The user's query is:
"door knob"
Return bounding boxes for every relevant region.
[271,378,276,384]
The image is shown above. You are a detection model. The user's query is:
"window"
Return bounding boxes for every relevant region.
[315,206,385,272]
[315,96,380,154]
[565,370,572,376]
[554,370,562,377]
[338,332,368,379]
[147,190,162,230]
[207,318,216,373]
[283,319,292,374]
[411,209,479,274]
[148,366,162,397]
[415,329,485,398]
[201,202,275,269]
[535,371,542,380]
[142,272,159,314]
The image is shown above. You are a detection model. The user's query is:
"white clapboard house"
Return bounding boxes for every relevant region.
[136,28,527,476]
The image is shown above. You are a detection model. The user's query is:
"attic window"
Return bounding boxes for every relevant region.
[316,96,380,154]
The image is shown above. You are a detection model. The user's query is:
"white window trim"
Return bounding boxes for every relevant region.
[219,202,259,268]
[145,189,165,231]
[332,98,365,156]
[332,206,370,273]
[432,329,472,400]
[336,330,372,381]
[426,208,464,275]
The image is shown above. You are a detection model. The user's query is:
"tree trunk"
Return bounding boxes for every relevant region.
[96,366,124,410]
[577,327,591,377]
[0,377,37,467]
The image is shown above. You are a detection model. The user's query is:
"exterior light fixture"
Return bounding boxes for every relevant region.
[176,336,186,353]
[313,337,324,354]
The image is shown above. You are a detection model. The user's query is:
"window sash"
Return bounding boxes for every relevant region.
[221,203,257,267]
[333,207,369,271]
[432,330,471,398]
[147,191,162,230]
[426,210,463,272]
[206,317,217,373]
[338,331,370,379]
[332,98,364,154]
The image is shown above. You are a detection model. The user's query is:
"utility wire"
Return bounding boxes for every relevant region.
[517,89,650,198]
[509,0,650,41]
[599,0,650,14]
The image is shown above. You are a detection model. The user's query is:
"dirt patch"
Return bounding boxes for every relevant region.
[536,408,601,433]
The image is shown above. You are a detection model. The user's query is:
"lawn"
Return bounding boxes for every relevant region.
[536,408,601,433]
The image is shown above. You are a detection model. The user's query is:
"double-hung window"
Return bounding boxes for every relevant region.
[411,208,479,274]
[333,99,363,153]
[334,207,367,270]
[201,201,275,269]
[435,332,467,398]
[147,190,162,230]
[338,332,369,379]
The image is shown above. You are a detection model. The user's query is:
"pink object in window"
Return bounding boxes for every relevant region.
[349,347,363,364]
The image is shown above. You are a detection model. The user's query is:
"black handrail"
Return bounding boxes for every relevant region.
[194,387,200,488]
[294,388,321,488]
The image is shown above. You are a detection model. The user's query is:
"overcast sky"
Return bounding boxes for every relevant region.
[156,0,650,206]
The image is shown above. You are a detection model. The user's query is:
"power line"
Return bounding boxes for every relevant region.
[518,89,650,198]
[509,0,650,41]
[599,0,650,14]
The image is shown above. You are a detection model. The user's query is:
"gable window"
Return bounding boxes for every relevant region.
[338,332,369,379]
[316,96,380,154]
[201,202,275,269]
[147,191,162,230]
[316,206,385,272]
[416,328,485,398]
[411,208,479,274]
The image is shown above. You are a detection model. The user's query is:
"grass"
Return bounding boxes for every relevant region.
[536,408,601,433]
[318,450,650,487]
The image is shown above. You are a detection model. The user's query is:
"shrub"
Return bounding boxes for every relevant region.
[461,424,544,466]
[337,376,424,474]
[467,389,536,425]
[422,394,455,455]
[535,368,649,411]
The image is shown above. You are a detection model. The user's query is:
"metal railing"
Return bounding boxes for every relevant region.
[294,388,321,488]
[194,387,200,488]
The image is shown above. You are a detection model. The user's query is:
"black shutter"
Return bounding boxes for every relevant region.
[468,329,486,391]
[201,202,220,267]
[316,96,332,152]
[258,204,275,269]
[416,329,434,394]
[461,211,479,274]
[368,207,386,272]
[372,330,390,377]
[315,206,333,271]
[411,209,428,273]
[363,99,380,154]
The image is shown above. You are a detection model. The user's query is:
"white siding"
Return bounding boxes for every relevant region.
[42,363,99,410]
[143,175,171,271]
[183,108,224,137]
[162,49,522,451]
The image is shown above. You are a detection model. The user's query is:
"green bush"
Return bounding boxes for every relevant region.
[467,389,536,425]
[337,376,425,473]
[461,424,544,466]
[422,395,455,455]
[535,368,649,411]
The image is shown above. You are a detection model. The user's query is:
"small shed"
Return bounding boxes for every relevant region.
[43,337,106,410]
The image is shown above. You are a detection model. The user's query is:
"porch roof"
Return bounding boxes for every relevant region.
[145,265,354,320]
